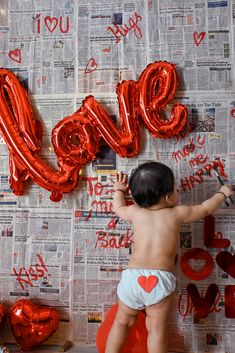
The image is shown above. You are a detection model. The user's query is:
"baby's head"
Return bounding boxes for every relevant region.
[129,161,175,208]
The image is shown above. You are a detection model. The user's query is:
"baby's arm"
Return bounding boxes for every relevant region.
[112,171,133,221]
[176,184,233,223]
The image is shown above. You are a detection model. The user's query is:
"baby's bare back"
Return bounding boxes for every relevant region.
[128,206,181,271]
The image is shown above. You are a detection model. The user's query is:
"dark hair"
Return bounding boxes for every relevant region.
[129,161,174,208]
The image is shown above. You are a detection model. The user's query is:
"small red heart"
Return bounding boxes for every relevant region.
[138,275,158,292]
[44,16,58,33]
[193,31,206,46]
[216,251,235,278]
[8,48,21,64]
[84,58,98,74]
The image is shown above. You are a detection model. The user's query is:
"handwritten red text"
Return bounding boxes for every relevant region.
[178,291,221,320]
[188,153,208,168]
[82,177,114,221]
[95,229,134,249]
[35,14,70,34]
[179,158,227,192]
[13,253,49,290]
[107,12,142,44]
[172,135,205,163]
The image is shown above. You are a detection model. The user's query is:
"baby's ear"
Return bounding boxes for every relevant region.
[165,193,171,204]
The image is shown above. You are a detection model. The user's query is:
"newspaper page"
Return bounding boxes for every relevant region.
[0,0,235,352]
[0,208,73,344]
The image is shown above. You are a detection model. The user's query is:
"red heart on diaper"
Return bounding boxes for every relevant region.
[138,275,158,292]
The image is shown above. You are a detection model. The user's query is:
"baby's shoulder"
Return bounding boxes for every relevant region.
[165,205,185,220]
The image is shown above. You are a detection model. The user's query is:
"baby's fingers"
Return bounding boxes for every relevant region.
[122,173,128,184]
[118,171,127,183]
[116,171,123,182]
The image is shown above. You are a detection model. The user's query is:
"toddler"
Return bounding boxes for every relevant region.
[105,161,233,353]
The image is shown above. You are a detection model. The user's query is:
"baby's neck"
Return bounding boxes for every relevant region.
[148,201,168,211]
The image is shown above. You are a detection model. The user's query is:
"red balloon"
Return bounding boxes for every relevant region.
[0,62,187,201]
[0,303,6,330]
[138,61,187,138]
[9,299,59,351]
[96,304,148,353]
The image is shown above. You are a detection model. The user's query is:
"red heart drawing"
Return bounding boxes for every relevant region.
[216,251,235,278]
[138,275,158,292]
[84,58,98,74]
[44,16,58,33]
[8,48,21,63]
[187,283,219,318]
[193,31,206,46]
[9,299,59,351]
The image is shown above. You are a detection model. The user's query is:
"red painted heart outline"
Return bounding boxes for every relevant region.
[84,58,98,74]
[44,16,58,33]
[138,275,158,292]
[8,48,22,64]
[193,31,206,46]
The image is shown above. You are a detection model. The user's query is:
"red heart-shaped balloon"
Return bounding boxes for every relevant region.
[9,299,59,351]
[96,303,148,353]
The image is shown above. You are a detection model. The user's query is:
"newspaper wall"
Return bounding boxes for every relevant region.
[0,0,235,352]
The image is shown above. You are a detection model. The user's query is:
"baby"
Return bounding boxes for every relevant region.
[105,161,233,353]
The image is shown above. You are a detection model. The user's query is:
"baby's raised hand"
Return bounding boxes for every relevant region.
[219,184,234,198]
[113,171,128,192]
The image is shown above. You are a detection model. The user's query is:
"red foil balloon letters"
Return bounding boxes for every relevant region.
[0,62,187,201]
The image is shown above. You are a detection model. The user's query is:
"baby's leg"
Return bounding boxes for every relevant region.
[105,299,139,353]
[145,293,173,353]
